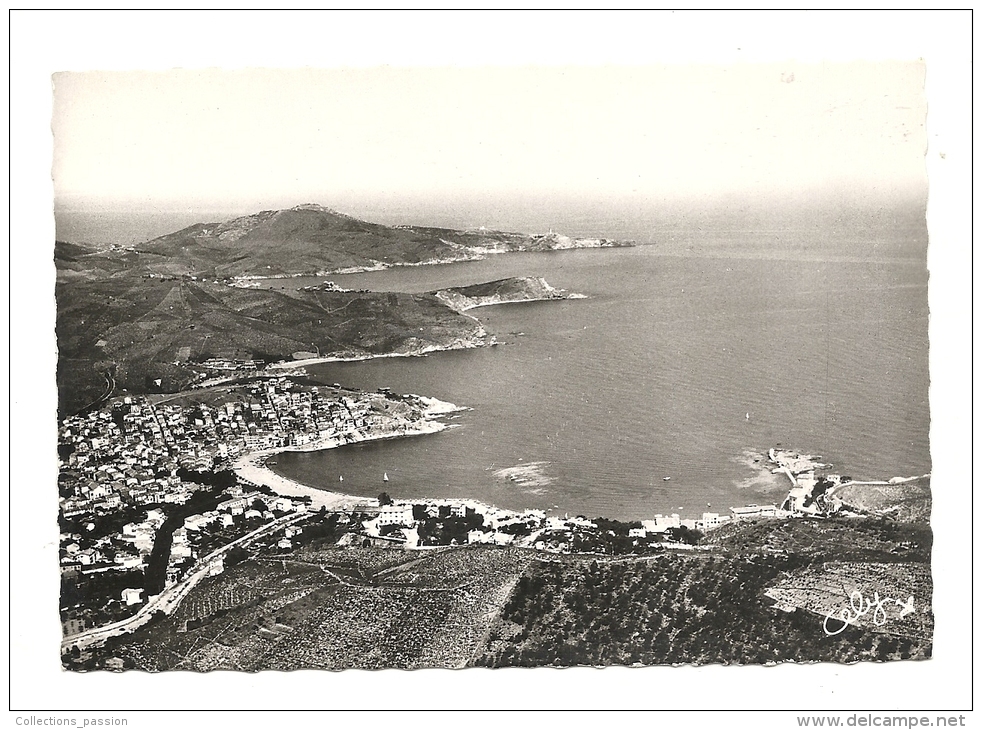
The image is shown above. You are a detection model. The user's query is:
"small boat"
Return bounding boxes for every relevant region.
[662,476,672,481]
[383,472,389,482]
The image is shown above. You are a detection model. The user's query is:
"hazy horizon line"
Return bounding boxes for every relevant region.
[54,182,927,215]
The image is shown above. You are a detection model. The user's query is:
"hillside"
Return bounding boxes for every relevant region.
[131,204,630,279]
[56,274,490,416]
[77,546,534,672]
[833,476,932,523]
[432,276,584,312]
[477,515,933,667]
[55,204,626,416]
[54,240,99,262]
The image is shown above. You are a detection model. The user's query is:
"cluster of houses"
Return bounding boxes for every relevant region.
[57,377,478,630]
[59,378,406,635]
[356,497,770,552]
[196,358,263,372]
[60,478,312,637]
[184,487,307,532]
[765,447,851,517]
[58,378,429,546]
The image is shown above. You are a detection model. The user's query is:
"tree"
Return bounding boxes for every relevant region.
[226,545,251,567]
[378,492,393,506]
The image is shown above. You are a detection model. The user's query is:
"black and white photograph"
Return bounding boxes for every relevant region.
[9,8,972,719]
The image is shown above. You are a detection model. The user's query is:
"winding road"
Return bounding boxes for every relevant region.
[62,511,307,653]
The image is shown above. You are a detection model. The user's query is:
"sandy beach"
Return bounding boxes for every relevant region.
[266,341,485,370]
[231,415,455,509]
[232,451,371,510]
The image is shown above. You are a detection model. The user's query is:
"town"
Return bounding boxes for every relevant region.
[58,375,851,653]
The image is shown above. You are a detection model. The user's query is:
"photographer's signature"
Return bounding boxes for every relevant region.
[822,590,915,636]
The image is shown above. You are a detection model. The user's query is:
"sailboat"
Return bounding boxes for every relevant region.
[746,412,750,422]
[383,472,389,482]
[339,475,343,483]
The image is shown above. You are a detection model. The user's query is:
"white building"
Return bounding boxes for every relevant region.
[114,554,143,570]
[696,512,730,531]
[378,503,415,527]
[145,509,166,527]
[468,529,493,544]
[121,588,143,606]
[642,514,681,533]
[729,504,783,520]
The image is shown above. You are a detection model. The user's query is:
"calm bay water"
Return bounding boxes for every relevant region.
[268,237,930,521]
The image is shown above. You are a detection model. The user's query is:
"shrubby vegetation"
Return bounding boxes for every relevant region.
[144,485,229,594]
[476,551,925,667]
[416,511,484,546]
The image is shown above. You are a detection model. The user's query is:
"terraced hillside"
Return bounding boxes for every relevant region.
[86,545,534,671]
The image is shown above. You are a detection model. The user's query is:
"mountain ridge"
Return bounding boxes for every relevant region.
[54,204,625,416]
[129,204,631,279]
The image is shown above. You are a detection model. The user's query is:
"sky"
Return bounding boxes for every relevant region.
[52,62,927,214]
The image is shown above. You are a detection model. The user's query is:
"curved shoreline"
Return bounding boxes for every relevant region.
[266,340,489,371]
[231,410,459,510]
[228,241,634,286]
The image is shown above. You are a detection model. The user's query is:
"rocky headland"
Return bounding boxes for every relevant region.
[433,276,585,313]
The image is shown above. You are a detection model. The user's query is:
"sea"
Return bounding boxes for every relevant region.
[56,201,931,521]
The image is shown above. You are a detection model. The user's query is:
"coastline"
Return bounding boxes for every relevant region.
[442,292,589,313]
[266,339,491,370]
[230,253,493,286]
[229,240,633,286]
[267,285,587,371]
